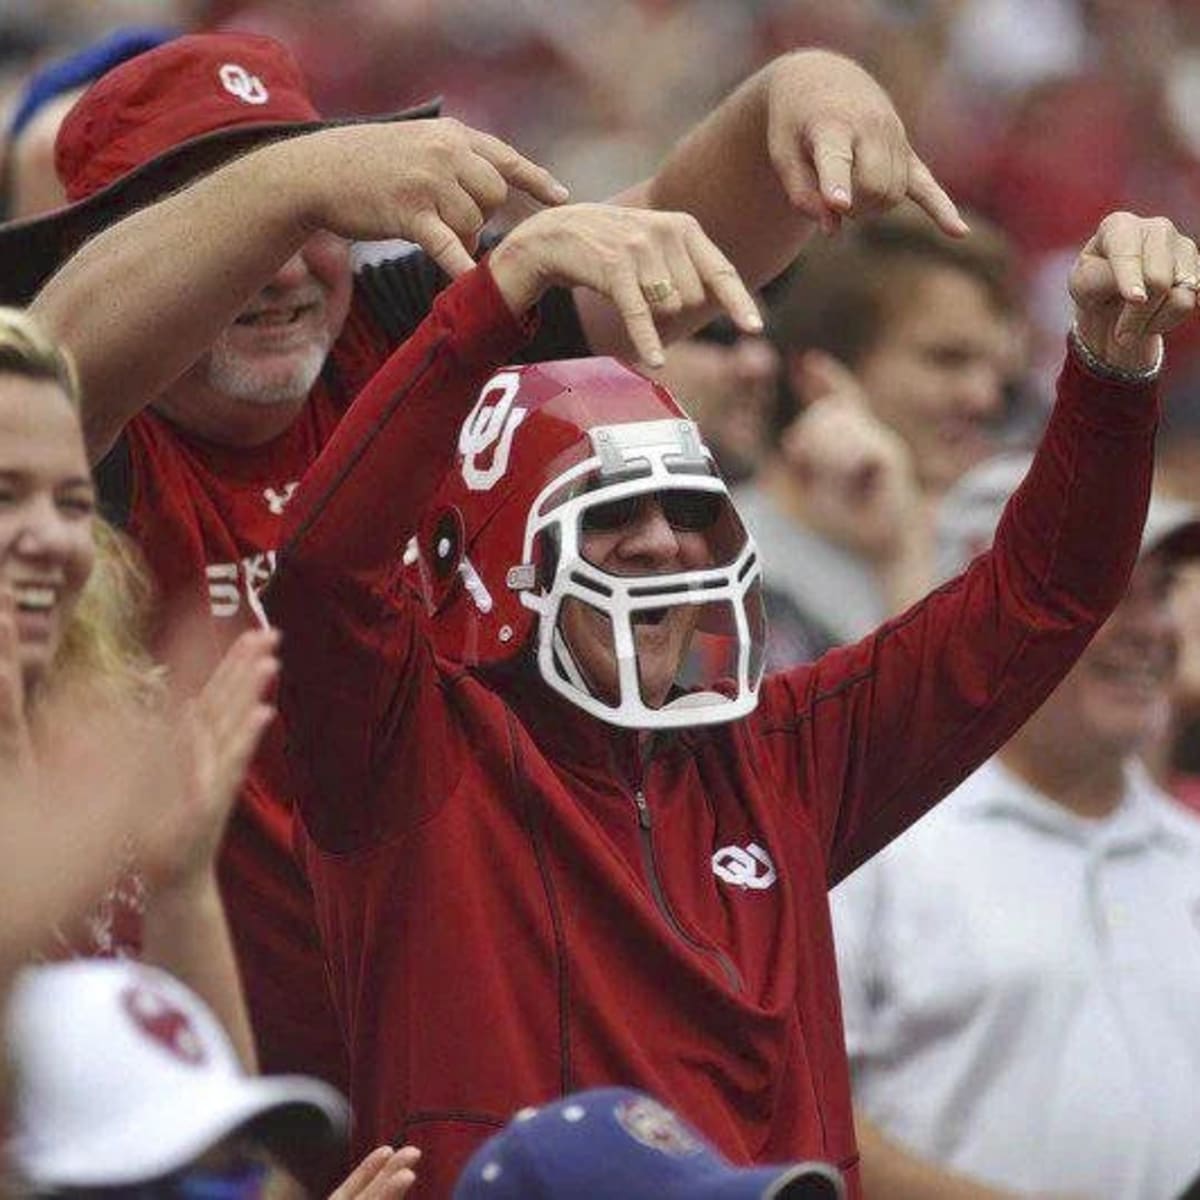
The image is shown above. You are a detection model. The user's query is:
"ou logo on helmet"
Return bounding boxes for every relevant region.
[712,843,777,890]
[460,371,528,491]
[218,62,270,105]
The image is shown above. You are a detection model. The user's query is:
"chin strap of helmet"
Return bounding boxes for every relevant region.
[551,626,592,697]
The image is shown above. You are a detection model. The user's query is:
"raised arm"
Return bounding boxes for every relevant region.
[268,203,759,849]
[760,213,1198,878]
[273,202,760,593]
[577,49,966,355]
[29,120,568,463]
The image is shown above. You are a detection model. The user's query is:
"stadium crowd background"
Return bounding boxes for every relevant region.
[6,0,1200,407]
[8,0,1200,473]
[4,1,1200,1197]
[3,0,1198,353]
[15,0,1189,775]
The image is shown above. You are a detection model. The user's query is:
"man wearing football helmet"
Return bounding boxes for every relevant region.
[409,353,764,730]
[266,202,1197,1198]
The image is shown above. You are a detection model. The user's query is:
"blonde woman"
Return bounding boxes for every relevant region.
[0,306,278,1068]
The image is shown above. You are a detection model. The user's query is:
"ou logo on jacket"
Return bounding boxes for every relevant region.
[712,843,777,890]
[218,62,270,105]
[460,371,527,491]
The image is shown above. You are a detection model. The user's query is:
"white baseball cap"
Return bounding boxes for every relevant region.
[936,451,1200,580]
[5,959,349,1190]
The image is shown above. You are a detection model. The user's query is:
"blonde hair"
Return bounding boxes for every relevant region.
[53,519,164,707]
[0,307,162,710]
[0,306,81,405]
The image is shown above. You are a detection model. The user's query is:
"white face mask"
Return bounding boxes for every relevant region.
[515,419,766,730]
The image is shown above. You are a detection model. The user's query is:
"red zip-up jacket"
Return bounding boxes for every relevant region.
[271,264,1157,1199]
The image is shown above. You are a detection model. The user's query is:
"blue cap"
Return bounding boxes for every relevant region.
[452,1088,845,1200]
[8,26,176,138]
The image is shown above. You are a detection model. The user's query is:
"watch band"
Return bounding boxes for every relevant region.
[1068,324,1164,384]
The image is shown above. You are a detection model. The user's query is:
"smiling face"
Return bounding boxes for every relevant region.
[1025,555,1180,763]
[0,374,96,694]
[561,494,713,710]
[152,231,353,446]
[656,333,780,484]
[854,266,1016,497]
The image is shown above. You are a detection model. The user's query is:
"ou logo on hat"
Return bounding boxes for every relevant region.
[218,62,270,105]
[120,984,208,1066]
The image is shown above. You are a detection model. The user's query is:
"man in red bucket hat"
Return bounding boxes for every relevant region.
[20,30,965,1093]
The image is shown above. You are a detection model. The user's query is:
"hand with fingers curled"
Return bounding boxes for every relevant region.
[279,117,570,278]
[783,350,924,566]
[1069,212,1200,375]
[763,50,968,239]
[489,203,763,368]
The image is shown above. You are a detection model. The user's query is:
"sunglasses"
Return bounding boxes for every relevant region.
[175,1162,271,1200]
[580,489,723,534]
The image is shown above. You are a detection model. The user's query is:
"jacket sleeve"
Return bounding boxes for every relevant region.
[267,263,535,852]
[755,344,1159,883]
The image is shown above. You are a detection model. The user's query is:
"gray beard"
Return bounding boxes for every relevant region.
[204,337,330,407]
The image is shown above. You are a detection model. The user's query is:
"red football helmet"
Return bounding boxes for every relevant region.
[408,357,766,729]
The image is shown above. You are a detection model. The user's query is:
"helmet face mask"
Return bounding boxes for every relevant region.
[522,419,764,728]
[414,359,766,730]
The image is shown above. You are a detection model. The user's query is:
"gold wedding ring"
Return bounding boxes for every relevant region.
[642,279,676,304]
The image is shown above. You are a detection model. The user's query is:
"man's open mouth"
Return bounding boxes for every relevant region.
[633,607,669,627]
[235,302,318,327]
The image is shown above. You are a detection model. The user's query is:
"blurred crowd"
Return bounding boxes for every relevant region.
[5,0,1200,364]
[3,2,1200,1198]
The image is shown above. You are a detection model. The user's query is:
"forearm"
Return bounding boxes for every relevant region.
[857,1112,1020,1200]
[142,870,258,1071]
[815,343,1157,878]
[877,518,935,617]
[31,139,318,463]
[628,54,816,286]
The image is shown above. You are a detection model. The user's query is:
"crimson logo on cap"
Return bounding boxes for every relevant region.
[120,984,208,1066]
[615,1096,703,1158]
[218,62,270,105]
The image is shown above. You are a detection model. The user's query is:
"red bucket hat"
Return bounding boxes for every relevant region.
[0,32,439,303]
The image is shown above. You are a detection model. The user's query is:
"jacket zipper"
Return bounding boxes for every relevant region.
[632,788,744,994]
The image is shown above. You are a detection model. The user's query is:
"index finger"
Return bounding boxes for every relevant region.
[407,210,478,278]
[330,1147,394,1200]
[683,228,763,335]
[906,155,969,238]
[468,130,570,206]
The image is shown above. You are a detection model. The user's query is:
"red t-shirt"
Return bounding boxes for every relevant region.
[270,265,1159,1198]
[106,294,390,1087]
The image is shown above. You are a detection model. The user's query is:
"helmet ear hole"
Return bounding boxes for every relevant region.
[429,508,465,582]
[534,527,561,592]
